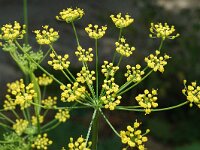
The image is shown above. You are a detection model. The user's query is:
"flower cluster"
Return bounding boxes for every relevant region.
[48,52,70,70]
[56,8,84,23]
[12,119,29,135]
[75,46,93,62]
[115,37,135,57]
[149,22,179,40]
[0,21,26,42]
[85,24,107,39]
[76,67,95,85]
[110,13,134,28]
[182,80,200,107]
[144,50,170,73]
[120,120,149,150]
[125,64,144,82]
[32,133,53,150]
[60,83,86,102]
[42,96,57,109]
[68,136,92,150]
[55,109,70,122]
[135,89,158,114]
[101,61,119,78]
[31,115,44,126]
[3,79,36,110]
[34,25,59,45]
[37,74,53,86]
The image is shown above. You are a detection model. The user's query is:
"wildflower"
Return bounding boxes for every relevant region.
[34,25,59,45]
[13,119,29,135]
[135,89,158,114]
[68,136,92,150]
[31,115,44,126]
[75,46,93,62]
[101,78,121,110]
[144,50,170,73]
[110,13,134,28]
[101,61,119,78]
[48,52,70,70]
[120,120,149,150]
[60,82,86,102]
[56,8,84,23]
[42,96,57,108]
[115,37,135,57]
[32,133,53,150]
[85,24,107,39]
[37,74,53,86]
[149,22,180,40]
[55,109,70,122]
[182,80,200,108]
[4,79,36,110]
[125,64,145,82]
[76,67,95,85]
[0,21,26,42]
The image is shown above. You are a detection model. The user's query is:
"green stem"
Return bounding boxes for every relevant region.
[112,28,122,63]
[11,110,20,119]
[0,122,12,130]
[117,55,123,67]
[116,101,189,112]
[86,110,97,145]
[41,119,57,130]
[39,48,51,63]
[158,39,164,51]
[43,122,60,132]
[23,0,28,44]
[99,109,120,137]
[91,109,100,150]
[0,113,14,124]
[95,39,99,99]
[71,21,80,46]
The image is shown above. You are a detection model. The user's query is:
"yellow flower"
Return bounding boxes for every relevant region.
[144,50,170,73]
[85,24,107,39]
[13,119,29,135]
[0,21,26,42]
[55,109,70,122]
[68,136,92,150]
[120,120,149,150]
[34,25,59,45]
[31,115,44,126]
[56,8,84,23]
[125,64,145,82]
[76,67,95,85]
[110,13,134,28]
[32,133,52,150]
[42,96,57,108]
[182,80,200,107]
[75,46,94,62]
[115,37,135,57]
[48,52,70,70]
[135,89,158,114]
[37,74,53,86]
[60,82,86,102]
[149,22,180,40]
[101,61,119,77]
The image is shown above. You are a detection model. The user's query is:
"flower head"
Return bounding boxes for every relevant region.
[32,133,52,150]
[34,25,59,45]
[76,67,95,85]
[0,21,26,42]
[120,120,149,150]
[110,13,134,28]
[55,109,70,122]
[31,115,44,126]
[13,119,29,135]
[115,37,135,57]
[68,136,92,150]
[85,24,107,39]
[144,50,170,73]
[135,89,158,114]
[182,80,200,107]
[125,64,145,82]
[56,8,84,23]
[42,96,57,109]
[37,74,53,86]
[149,22,179,40]
[48,52,70,70]
[75,46,94,62]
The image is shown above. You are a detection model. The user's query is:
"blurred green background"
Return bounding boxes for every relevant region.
[0,0,200,149]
